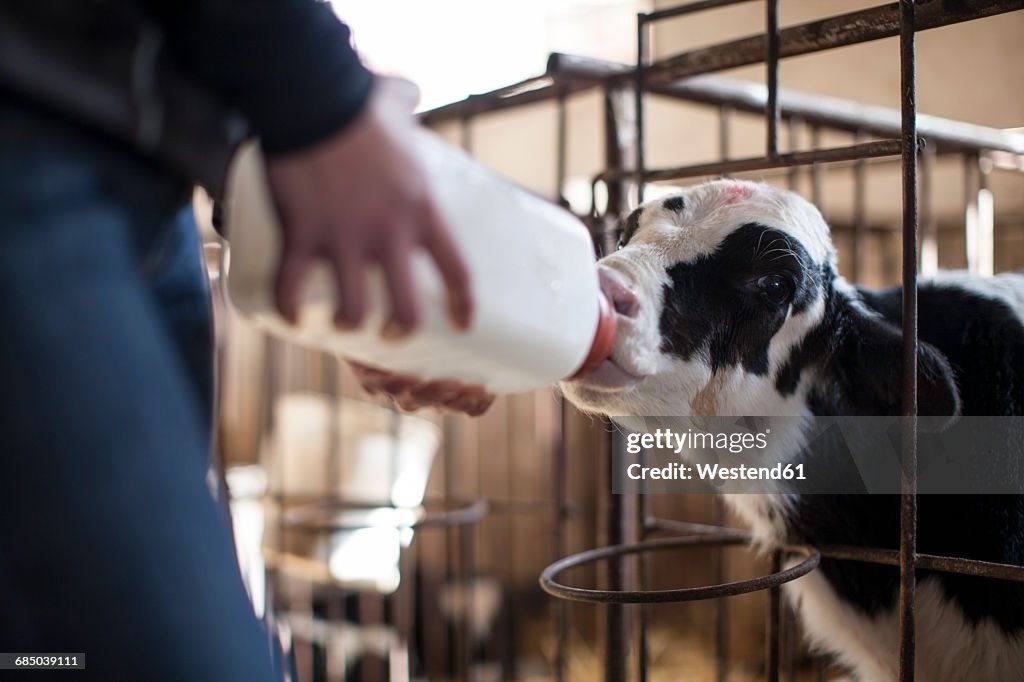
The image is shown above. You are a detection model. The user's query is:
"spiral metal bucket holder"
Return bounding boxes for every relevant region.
[539,530,820,605]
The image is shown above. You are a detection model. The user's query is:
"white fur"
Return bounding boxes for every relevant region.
[562,180,834,420]
[788,572,1024,681]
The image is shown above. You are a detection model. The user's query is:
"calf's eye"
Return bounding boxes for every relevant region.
[756,273,794,305]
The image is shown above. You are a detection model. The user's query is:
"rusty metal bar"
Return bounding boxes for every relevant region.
[897,1,919,680]
[766,551,782,682]
[552,402,569,682]
[644,516,748,538]
[820,545,1024,583]
[605,431,631,681]
[540,536,821,604]
[642,139,908,183]
[711,501,730,682]
[637,446,650,682]
[422,52,1024,160]
[543,52,1024,157]
[635,13,648,202]
[419,77,588,126]
[811,126,824,211]
[649,79,1024,156]
[646,0,760,22]
[603,79,638,680]
[642,0,1023,85]
[853,130,869,283]
[766,0,780,159]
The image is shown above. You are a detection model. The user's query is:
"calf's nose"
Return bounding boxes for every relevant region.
[598,265,640,319]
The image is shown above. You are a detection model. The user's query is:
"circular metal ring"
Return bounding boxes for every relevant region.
[539,534,820,604]
[281,497,488,533]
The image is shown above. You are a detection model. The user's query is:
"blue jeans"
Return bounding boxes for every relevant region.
[0,104,278,681]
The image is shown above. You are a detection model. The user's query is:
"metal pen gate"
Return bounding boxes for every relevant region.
[420,1,1024,680]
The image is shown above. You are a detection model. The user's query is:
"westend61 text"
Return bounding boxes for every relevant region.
[627,462,807,481]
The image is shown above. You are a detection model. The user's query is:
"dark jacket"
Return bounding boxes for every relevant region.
[0,0,374,191]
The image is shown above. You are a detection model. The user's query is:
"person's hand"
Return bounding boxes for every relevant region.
[349,362,495,417]
[264,78,471,336]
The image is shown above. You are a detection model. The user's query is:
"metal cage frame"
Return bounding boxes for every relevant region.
[418,1,1024,680]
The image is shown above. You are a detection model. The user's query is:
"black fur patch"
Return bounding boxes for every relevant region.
[791,492,1024,633]
[776,281,961,418]
[658,223,820,375]
[662,196,685,213]
[858,282,1024,416]
[619,207,643,249]
[787,278,1024,632]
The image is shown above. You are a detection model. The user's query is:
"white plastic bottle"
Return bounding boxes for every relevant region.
[223,87,614,394]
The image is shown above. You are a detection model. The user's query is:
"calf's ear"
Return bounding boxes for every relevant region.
[833,312,960,417]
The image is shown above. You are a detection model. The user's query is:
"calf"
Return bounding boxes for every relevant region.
[561,179,1024,681]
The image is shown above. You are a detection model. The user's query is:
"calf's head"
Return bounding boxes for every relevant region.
[562,180,959,419]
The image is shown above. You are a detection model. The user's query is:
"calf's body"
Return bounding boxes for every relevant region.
[562,180,1024,681]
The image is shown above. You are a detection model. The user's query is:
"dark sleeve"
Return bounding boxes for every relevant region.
[145,0,375,155]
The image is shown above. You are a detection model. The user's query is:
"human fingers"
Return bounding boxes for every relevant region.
[379,232,420,338]
[421,202,473,329]
[329,246,368,329]
[274,238,316,324]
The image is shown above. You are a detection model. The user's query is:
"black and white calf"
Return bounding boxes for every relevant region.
[561,180,1024,681]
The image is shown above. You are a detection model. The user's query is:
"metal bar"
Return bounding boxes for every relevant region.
[459,519,475,679]
[637,446,650,682]
[556,88,568,204]
[897,2,919,680]
[646,0,760,22]
[540,537,820,604]
[419,79,591,126]
[605,430,630,682]
[645,516,747,538]
[643,0,1024,85]
[646,77,1024,155]
[713,501,729,682]
[766,551,782,682]
[964,153,981,272]
[978,156,995,276]
[635,13,648,202]
[719,104,733,164]
[920,141,938,276]
[819,546,1024,583]
[425,52,1024,158]
[552,398,569,682]
[787,117,803,190]
[765,0,781,158]
[602,80,638,680]
[853,130,869,282]
[642,139,908,183]
[811,127,825,211]
[782,605,796,682]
